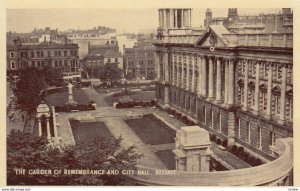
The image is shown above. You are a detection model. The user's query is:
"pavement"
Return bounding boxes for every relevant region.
[55,87,251,170]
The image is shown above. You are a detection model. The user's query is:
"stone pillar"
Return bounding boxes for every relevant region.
[243,60,249,110]
[208,57,214,98]
[224,59,228,104]
[175,9,178,28]
[46,118,51,139]
[181,9,184,28]
[197,55,202,96]
[164,86,169,107]
[177,57,180,87]
[170,9,174,28]
[191,54,195,92]
[51,106,58,137]
[267,62,273,117]
[156,51,161,81]
[172,53,175,85]
[202,57,207,97]
[164,52,169,82]
[186,56,190,90]
[280,64,287,121]
[228,59,235,105]
[38,118,42,136]
[173,126,211,172]
[254,61,260,114]
[181,58,184,89]
[216,57,222,103]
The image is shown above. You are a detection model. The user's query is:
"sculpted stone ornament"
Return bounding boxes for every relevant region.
[66,82,77,106]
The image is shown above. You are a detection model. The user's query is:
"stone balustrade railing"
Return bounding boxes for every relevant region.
[129,138,293,186]
[156,33,293,48]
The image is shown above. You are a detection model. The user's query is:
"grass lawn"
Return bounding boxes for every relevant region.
[69,120,114,144]
[104,91,155,106]
[125,114,176,145]
[155,149,176,170]
[46,89,91,106]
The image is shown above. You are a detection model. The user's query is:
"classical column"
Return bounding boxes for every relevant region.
[156,51,161,80]
[243,60,249,110]
[46,118,51,139]
[208,57,214,98]
[181,58,184,89]
[216,57,222,103]
[186,56,190,90]
[177,56,180,87]
[224,59,228,104]
[172,53,175,85]
[181,9,184,28]
[159,10,162,28]
[228,59,235,105]
[280,64,287,121]
[164,52,169,82]
[254,61,260,114]
[202,57,207,97]
[197,55,202,96]
[52,106,58,137]
[191,54,195,92]
[266,62,273,117]
[170,9,174,28]
[175,9,178,28]
[38,118,42,136]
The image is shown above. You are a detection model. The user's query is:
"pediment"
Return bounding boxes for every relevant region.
[195,25,231,48]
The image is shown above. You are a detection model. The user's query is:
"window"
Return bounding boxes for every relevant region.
[219,113,222,132]
[10,52,14,58]
[48,51,51,57]
[139,61,143,66]
[64,60,68,67]
[248,82,255,108]
[115,58,118,62]
[37,61,41,67]
[237,80,244,104]
[59,60,62,67]
[247,122,251,143]
[258,126,262,148]
[41,51,44,57]
[70,50,73,56]
[286,96,293,120]
[32,61,35,67]
[260,91,267,111]
[260,62,268,79]
[31,51,34,58]
[108,58,111,63]
[269,131,275,146]
[272,94,281,115]
[11,61,15,69]
[64,50,67,56]
[58,51,61,57]
[55,60,58,67]
[37,51,41,57]
[238,118,241,137]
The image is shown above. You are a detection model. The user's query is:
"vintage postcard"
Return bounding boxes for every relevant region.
[1,0,298,189]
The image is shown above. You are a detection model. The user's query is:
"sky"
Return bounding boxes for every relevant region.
[6,8,281,33]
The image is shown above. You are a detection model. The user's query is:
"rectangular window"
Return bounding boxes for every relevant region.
[64,50,67,56]
[37,51,40,57]
[55,60,58,67]
[37,61,41,67]
[59,60,62,67]
[31,51,34,58]
[48,51,51,57]
[41,51,44,57]
[115,58,118,62]
[32,61,35,67]
[64,60,68,67]
[108,58,111,63]
[58,51,61,57]
[10,52,14,58]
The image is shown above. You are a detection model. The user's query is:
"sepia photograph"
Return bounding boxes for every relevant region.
[4,1,295,188]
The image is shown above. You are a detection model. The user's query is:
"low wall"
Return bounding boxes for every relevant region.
[129,138,293,186]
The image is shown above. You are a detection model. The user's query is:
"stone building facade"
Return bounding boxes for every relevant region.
[154,8,293,159]
[7,39,80,81]
[124,43,155,79]
[205,8,293,33]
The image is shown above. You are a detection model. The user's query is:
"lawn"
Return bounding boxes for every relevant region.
[46,89,91,106]
[69,120,114,144]
[125,114,176,145]
[155,149,176,170]
[104,91,155,106]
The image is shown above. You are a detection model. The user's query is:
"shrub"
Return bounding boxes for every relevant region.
[237,146,244,155]
[221,139,228,148]
[216,138,222,145]
[231,145,238,153]
[210,134,216,142]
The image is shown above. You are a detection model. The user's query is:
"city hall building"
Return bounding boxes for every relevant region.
[154,8,293,159]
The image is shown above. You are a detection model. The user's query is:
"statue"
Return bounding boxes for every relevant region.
[66,82,77,105]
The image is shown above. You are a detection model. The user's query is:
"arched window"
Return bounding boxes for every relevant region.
[248,81,255,108]
[272,86,281,115]
[237,79,244,104]
[286,89,293,120]
[259,83,268,111]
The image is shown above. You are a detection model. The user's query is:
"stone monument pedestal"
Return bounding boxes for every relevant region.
[173,126,212,172]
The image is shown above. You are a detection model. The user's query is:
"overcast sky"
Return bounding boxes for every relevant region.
[6,8,281,33]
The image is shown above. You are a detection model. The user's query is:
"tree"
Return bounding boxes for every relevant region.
[99,65,123,86]
[7,130,142,185]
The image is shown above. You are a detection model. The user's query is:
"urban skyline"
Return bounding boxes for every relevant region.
[7,8,282,33]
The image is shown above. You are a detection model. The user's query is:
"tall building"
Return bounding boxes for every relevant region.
[124,42,156,79]
[7,38,81,81]
[154,8,292,162]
